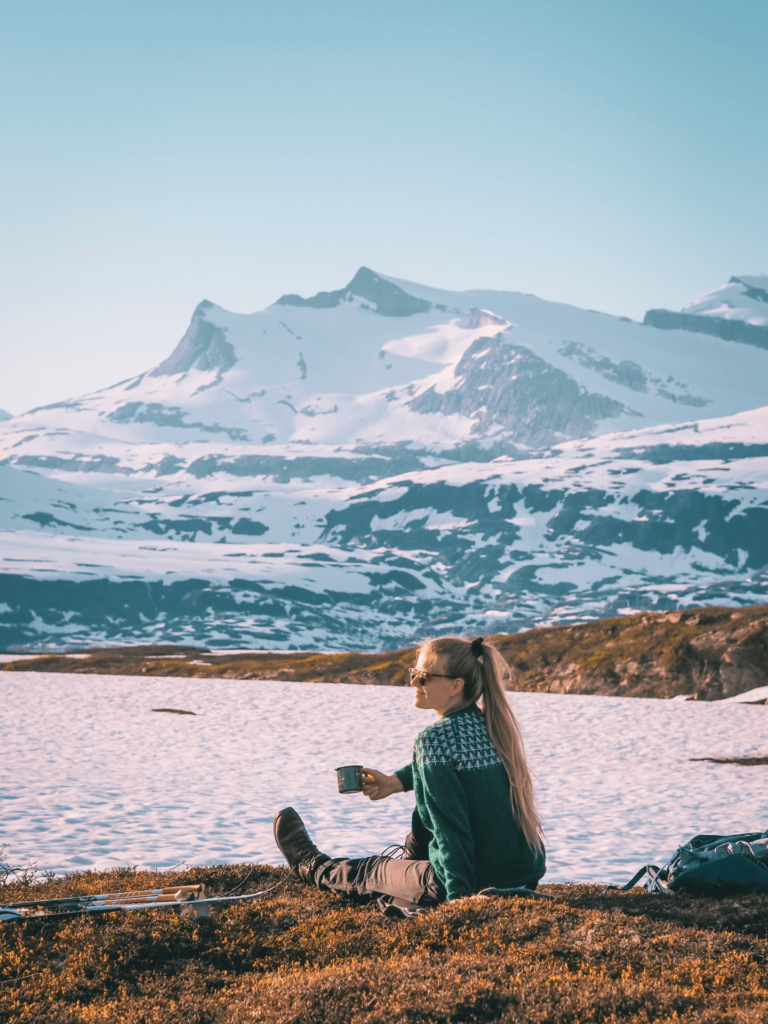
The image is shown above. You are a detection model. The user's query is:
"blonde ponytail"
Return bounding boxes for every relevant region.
[419,635,544,853]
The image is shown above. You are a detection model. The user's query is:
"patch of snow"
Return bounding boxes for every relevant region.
[721,685,768,704]
[1,673,767,884]
[381,317,508,363]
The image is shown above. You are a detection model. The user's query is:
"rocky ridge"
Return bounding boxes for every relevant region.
[5,605,768,704]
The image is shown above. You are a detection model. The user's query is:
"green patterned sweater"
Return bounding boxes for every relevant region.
[395,704,545,900]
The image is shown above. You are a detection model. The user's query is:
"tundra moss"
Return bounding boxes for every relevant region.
[2,864,768,1023]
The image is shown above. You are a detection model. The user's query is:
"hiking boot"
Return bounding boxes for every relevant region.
[273,807,326,881]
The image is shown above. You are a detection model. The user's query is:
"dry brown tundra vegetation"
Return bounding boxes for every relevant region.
[2,863,768,1024]
[5,605,768,702]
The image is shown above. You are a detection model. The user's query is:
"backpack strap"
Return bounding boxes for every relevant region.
[600,864,670,896]
[645,865,674,894]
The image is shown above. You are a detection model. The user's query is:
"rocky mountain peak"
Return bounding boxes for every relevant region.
[192,299,216,319]
[644,273,768,347]
[460,307,508,330]
[150,302,236,379]
[275,266,432,317]
[726,275,768,305]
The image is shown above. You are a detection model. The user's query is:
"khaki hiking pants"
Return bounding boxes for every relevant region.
[306,808,445,915]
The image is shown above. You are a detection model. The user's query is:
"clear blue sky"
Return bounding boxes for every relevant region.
[1,0,766,414]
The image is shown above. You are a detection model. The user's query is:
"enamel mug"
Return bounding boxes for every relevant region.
[336,764,364,794]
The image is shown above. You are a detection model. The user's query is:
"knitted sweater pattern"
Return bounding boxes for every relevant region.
[396,705,545,900]
[415,706,502,772]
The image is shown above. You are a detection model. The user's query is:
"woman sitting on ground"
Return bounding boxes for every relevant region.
[273,635,545,914]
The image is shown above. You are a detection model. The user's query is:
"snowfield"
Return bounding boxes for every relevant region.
[2,672,766,885]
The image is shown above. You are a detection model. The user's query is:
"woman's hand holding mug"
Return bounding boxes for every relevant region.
[362,768,404,801]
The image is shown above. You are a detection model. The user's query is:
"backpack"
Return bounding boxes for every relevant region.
[617,831,768,895]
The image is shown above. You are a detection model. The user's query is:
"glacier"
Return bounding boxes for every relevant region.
[1,267,767,651]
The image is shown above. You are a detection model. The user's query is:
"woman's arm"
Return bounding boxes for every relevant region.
[362,768,405,801]
[394,762,413,792]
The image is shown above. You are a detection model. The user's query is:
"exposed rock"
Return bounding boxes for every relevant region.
[150,301,237,377]
[106,403,249,441]
[276,267,432,317]
[559,341,649,392]
[730,275,768,304]
[496,605,768,701]
[643,309,768,350]
[410,335,629,448]
[460,308,508,329]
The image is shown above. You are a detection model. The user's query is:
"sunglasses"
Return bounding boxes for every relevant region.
[408,668,455,686]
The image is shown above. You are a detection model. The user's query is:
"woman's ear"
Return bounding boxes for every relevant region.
[451,677,465,695]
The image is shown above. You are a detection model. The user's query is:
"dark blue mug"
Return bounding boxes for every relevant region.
[336,765,364,794]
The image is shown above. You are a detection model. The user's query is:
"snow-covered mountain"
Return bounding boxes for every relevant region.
[2,268,767,652]
[644,274,768,348]
[684,275,768,326]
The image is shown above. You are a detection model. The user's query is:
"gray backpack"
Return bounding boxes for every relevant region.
[617,831,768,895]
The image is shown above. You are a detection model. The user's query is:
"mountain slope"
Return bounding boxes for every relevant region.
[1,269,767,652]
[644,273,768,348]
[7,268,768,458]
[2,402,768,651]
[684,275,768,326]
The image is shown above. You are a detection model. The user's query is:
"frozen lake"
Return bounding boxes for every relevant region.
[2,672,767,884]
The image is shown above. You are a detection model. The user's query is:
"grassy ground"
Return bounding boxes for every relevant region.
[4,604,768,701]
[3,864,768,1023]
